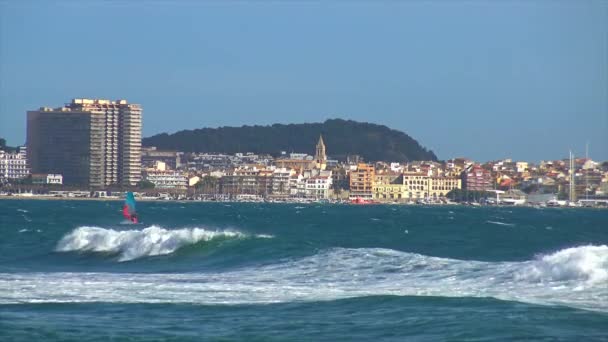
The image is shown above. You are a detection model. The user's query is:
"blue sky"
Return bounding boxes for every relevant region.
[1,0,606,162]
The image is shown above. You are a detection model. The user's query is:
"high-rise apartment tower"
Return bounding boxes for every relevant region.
[27,99,142,187]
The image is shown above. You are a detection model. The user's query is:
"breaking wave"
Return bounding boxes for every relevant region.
[516,245,608,286]
[3,245,606,311]
[55,226,271,262]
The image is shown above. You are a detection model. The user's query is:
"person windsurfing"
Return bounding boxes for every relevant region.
[123,191,138,223]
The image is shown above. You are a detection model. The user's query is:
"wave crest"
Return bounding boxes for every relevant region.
[55,226,268,261]
[517,245,608,286]
[12,243,604,311]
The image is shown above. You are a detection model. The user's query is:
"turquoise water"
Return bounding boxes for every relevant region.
[1,200,607,341]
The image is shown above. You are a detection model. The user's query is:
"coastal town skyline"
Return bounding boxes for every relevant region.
[1,98,604,165]
[1,98,605,165]
[1,3,608,339]
[1,1,607,161]
[2,97,607,208]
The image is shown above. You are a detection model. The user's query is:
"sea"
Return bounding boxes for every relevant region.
[0,199,607,341]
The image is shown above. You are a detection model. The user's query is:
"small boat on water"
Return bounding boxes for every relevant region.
[351,197,375,205]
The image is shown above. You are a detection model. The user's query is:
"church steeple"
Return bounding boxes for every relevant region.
[315,134,327,170]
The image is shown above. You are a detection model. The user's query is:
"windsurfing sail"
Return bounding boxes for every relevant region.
[123,192,138,223]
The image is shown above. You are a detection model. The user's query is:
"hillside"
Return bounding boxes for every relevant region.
[143,119,437,162]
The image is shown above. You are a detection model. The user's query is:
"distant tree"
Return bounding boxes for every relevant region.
[522,183,540,194]
[0,138,16,152]
[195,176,218,194]
[137,180,155,189]
[447,189,490,202]
[601,161,608,172]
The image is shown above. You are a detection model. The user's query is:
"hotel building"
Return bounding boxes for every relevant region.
[0,147,29,181]
[349,163,375,200]
[27,99,142,187]
[461,165,493,191]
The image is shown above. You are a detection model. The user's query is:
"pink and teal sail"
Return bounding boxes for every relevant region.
[122,192,138,223]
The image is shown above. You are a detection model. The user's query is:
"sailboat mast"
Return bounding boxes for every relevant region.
[569,150,575,203]
[585,142,589,200]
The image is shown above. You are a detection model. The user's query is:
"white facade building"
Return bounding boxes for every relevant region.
[272,168,294,195]
[290,174,307,198]
[144,170,188,189]
[0,147,30,181]
[32,173,63,185]
[305,175,333,199]
[46,174,63,184]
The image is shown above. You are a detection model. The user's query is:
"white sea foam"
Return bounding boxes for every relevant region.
[516,245,608,286]
[55,226,269,262]
[2,245,606,312]
[486,220,515,227]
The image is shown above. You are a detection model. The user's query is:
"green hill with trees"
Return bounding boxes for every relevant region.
[143,119,437,162]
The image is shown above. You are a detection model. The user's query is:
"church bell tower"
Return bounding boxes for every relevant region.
[315,135,327,170]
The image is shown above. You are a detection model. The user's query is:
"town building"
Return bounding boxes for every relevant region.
[142,147,181,170]
[428,176,461,198]
[0,147,29,181]
[461,165,493,191]
[143,170,188,189]
[349,163,375,200]
[219,167,273,197]
[305,175,333,199]
[271,168,294,196]
[402,172,430,199]
[274,158,313,174]
[27,98,142,187]
[31,173,63,185]
[142,161,187,189]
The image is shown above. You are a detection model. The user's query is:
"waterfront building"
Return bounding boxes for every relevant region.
[373,172,406,201]
[349,163,375,200]
[428,177,461,198]
[461,165,493,191]
[271,168,294,196]
[143,170,187,189]
[402,172,430,199]
[0,147,29,181]
[289,174,307,198]
[373,182,408,202]
[27,99,142,187]
[219,167,273,197]
[305,175,333,199]
[31,173,63,185]
[372,172,460,202]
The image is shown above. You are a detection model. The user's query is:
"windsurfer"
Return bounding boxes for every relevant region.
[123,191,139,223]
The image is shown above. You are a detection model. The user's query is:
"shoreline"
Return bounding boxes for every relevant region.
[1,194,605,209]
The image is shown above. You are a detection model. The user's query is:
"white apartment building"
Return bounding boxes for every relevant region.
[271,168,294,195]
[290,174,307,198]
[144,170,188,189]
[305,175,333,199]
[0,147,29,181]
